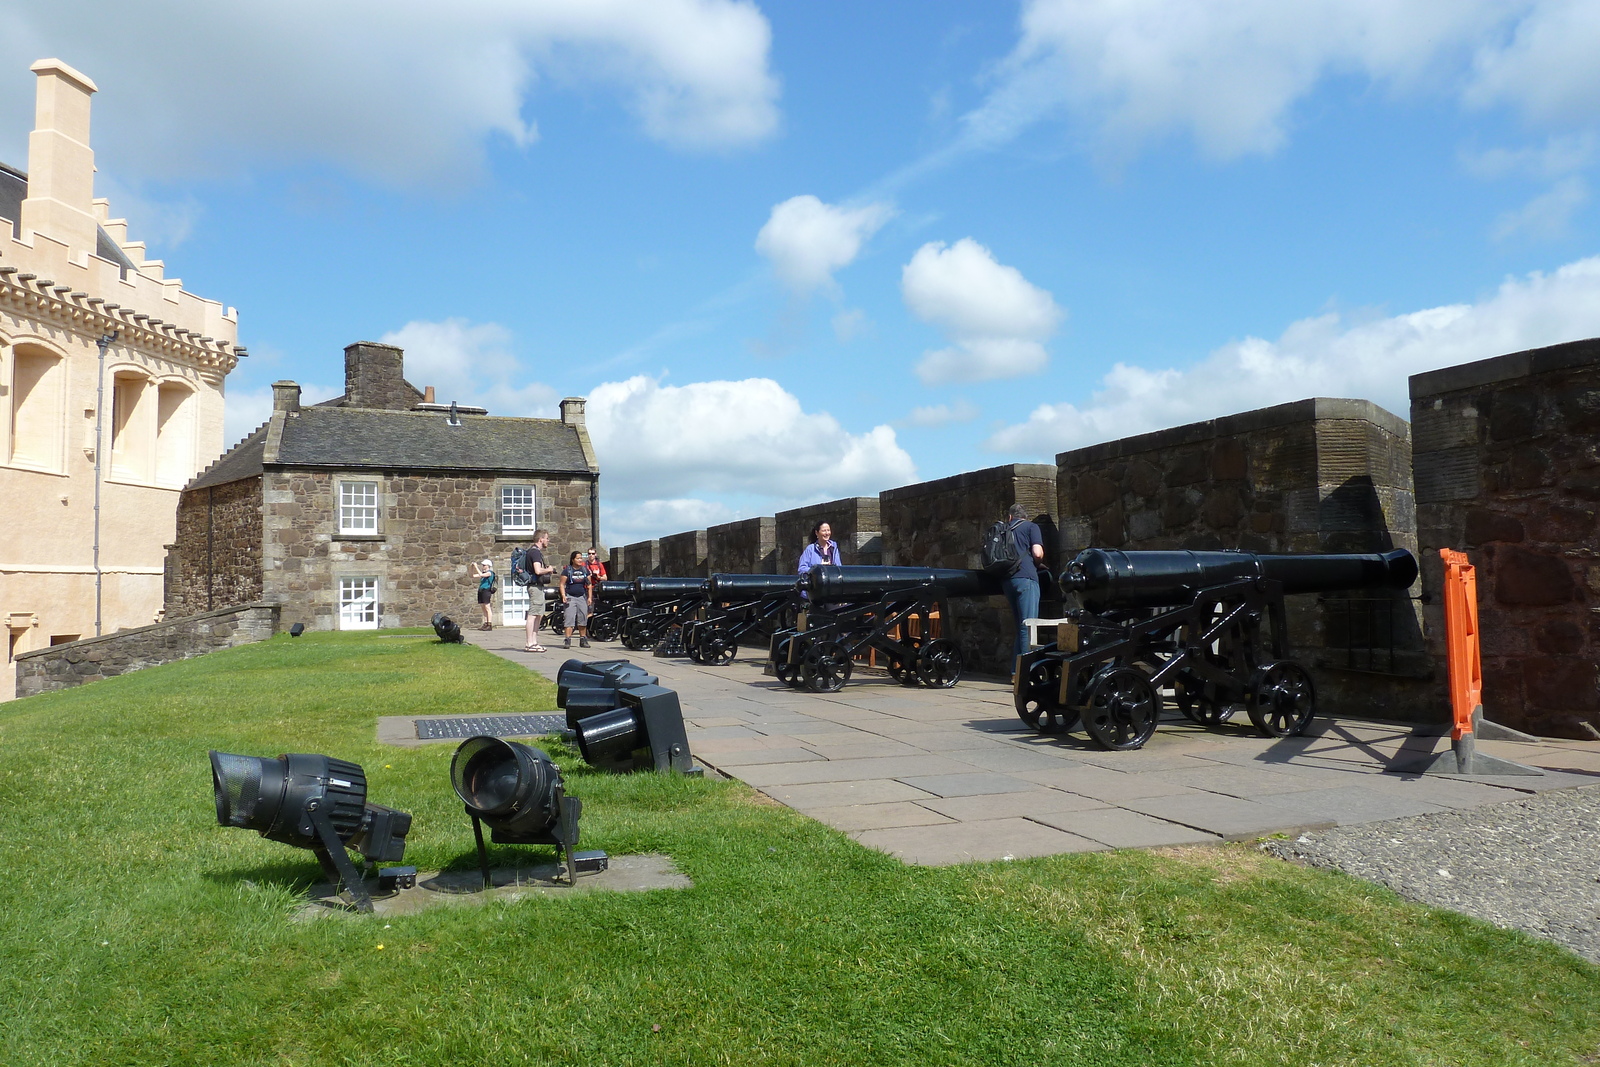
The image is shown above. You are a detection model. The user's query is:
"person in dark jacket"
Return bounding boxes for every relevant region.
[1000,504,1045,673]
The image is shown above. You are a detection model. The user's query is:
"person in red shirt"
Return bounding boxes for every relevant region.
[585,548,608,583]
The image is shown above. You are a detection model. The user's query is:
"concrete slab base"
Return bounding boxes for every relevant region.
[295,853,691,919]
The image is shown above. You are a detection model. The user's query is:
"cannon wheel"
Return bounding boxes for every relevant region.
[1083,666,1162,751]
[772,634,804,689]
[1173,675,1235,726]
[886,636,923,686]
[701,626,738,666]
[915,638,962,688]
[1015,656,1079,734]
[1247,661,1316,737]
[588,614,619,642]
[801,640,854,693]
[621,619,657,653]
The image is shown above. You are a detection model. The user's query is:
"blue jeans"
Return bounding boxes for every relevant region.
[1003,576,1040,664]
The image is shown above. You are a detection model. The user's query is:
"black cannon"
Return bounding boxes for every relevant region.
[584,580,635,643]
[766,566,1002,693]
[679,574,802,666]
[621,577,710,653]
[1014,548,1419,751]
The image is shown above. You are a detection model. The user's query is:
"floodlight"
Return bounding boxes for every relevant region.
[432,612,464,643]
[572,683,698,775]
[208,750,412,912]
[450,736,588,887]
[556,658,658,728]
[288,623,305,637]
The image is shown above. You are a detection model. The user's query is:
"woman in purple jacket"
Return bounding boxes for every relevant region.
[797,521,842,576]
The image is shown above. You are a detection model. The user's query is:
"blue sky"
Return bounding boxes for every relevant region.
[6,2,1600,545]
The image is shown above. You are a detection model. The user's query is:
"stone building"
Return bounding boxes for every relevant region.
[1411,339,1600,738]
[879,464,1058,675]
[1056,397,1431,720]
[2,59,239,699]
[165,342,598,631]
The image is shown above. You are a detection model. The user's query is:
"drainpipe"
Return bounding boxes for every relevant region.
[590,475,600,552]
[92,331,118,637]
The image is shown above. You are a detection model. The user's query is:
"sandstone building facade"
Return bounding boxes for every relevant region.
[1,59,240,698]
[165,342,599,631]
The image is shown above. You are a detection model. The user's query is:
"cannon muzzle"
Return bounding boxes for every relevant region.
[707,573,800,599]
[804,566,1002,602]
[631,577,710,603]
[1065,548,1418,609]
[594,580,634,602]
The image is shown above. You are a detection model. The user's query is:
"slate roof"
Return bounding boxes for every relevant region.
[1,160,139,273]
[185,406,593,491]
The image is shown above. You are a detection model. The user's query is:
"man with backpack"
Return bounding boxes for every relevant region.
[515,529,556,653]
[984,504,1045,676]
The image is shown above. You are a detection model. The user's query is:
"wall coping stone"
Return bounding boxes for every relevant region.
[1056,397,1408,466]
[14,602,280,661]
[1408,336,1600,399]
[880,463,1056,502]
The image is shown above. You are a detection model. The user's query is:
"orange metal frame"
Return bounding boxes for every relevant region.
[1439,548,1483,741]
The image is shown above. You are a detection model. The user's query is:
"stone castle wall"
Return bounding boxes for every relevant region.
[1057,398,1432,722]
[707,516,777,574]
[14,603,279,697]
[165,475,264,617]
[658,530,709,578]
[1411,339,1600,738]
[617,539,662,580]
[880,464,1058,675]
[774,497,882,575]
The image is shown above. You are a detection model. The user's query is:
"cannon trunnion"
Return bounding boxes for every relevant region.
[1017,548,1418,751]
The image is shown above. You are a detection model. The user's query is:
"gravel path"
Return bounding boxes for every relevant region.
[1264,784,1600,964]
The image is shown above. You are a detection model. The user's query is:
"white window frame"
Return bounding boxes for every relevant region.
[501,581,529,626]
[338,577,379,630]
[500,484,536,534]
[338,480,380,535]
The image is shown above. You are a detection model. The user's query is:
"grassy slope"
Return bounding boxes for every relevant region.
[0,632,1595,1067]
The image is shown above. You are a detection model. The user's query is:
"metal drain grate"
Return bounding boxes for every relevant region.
[414,714,567,740]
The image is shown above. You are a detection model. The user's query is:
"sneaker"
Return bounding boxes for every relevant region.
[579,637,590,648]
[563,637,572,648]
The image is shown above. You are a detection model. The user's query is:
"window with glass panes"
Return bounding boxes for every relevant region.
[500,485,535,533]
[338,577,379,630]
[338,480,379,534]
[501,580,529,626]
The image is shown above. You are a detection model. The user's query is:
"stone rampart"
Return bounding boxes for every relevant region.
[879,464,1058,675]
[14,603,280,697]
[619,539,662,580]
[774,497,881,575]
[707,516,777,574]
[658,530,709,577]
[1411,338,1600,738]
[1058,398,1433,722]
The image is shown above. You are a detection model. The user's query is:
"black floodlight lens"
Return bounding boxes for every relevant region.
[574,707,641,767]
[208,750,412,911]
[432,612,464,643]
[450,736,563,836]
[289,622,305,637]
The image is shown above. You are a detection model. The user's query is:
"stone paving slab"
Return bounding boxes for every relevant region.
[466,632,1600,866]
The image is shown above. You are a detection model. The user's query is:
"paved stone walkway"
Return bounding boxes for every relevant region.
[463,628,1600,866]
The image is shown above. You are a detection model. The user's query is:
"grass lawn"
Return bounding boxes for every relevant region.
[1,630,1597,1066]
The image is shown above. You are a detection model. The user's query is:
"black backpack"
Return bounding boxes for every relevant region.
[981,520,1023,577]
[510,547,533,587]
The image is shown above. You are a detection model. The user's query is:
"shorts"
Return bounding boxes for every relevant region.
[477,588,494,605]
[527,585,547,619]
[563,597,590,628]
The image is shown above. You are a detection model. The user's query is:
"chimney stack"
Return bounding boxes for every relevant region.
[560,397,586,427]
[20,59,99,255]
[272,381,302,414]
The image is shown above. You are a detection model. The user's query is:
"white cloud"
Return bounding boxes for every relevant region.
[755,195,894,295]
[379,318,558,418]
[602,497,738,548]
[901,238,1063,384]
[902,400,979,428]
[0,1,778,188]
[832,308,870,342]
[963,1,1600,166]
[586,374,916,504]
[987,254,1600,457]
[1460,133,1596,180]
[222,381,339,449]
[1493,176,1589,241]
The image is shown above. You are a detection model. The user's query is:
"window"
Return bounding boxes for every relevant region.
[9,345,64,470]
[338,480,379,535]
[502,581,528,626]
[338,577,379,630]
[501,485,535,533]
[155,382,195,487]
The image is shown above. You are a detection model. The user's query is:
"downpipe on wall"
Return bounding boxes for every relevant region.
[92,331,118,637]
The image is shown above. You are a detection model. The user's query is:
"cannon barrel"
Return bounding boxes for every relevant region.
[594,580,633,602]
[804,565,1002,602]
[1065,548,1418,609]
[631,576,710,603]
[707,573,800,599]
